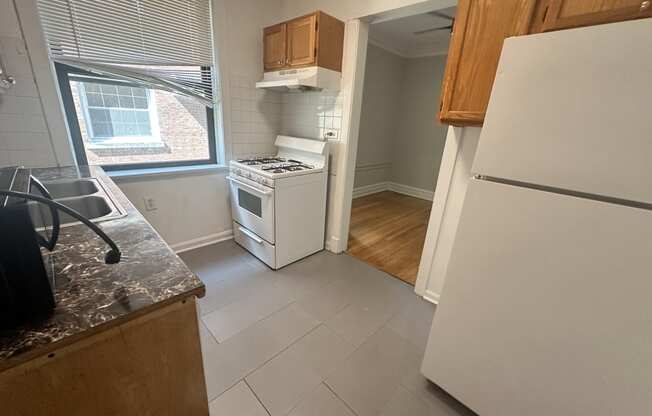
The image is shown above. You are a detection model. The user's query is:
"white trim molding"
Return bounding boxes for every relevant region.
[352,181,434,201]
[389,182,434,201]
[423,289,440,305]
[414,126,482,304]
[325,235,340,252]
[171,229,233,254]
[328,19,369,254]
[352,181,390,198]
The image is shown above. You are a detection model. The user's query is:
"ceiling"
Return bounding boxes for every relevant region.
[368,6,456,58]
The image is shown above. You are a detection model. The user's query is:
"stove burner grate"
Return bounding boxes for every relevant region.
[261,162,314,173]
[237,157,287,166]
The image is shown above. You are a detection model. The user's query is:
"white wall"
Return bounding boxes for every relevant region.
[116,171,233,252]
[353,43,447,194]
[354,43,403,188]
[392,54,447,191]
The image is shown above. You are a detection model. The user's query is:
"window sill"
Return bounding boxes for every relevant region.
[107,164,229,182]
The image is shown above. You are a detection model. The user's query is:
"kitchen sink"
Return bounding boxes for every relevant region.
[41,179,99,199]
[29,177,126,227]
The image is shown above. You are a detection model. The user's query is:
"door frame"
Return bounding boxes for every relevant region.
[328,0,457,256]
[326,18,369,253]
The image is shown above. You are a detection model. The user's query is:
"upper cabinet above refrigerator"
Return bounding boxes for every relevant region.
[534,0,652,32]
[438,0,652,127]
[472,19,652,205]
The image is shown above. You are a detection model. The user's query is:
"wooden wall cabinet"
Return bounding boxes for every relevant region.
[438,0,537,126]
[263,23,287,71]
[535,0,652,32]
[263,11,344,72]
[438,0,651,126]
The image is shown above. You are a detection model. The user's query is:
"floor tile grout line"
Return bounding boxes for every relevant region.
[245,320,358,416]
[323,381,360,416]
[196,271,266,317]
[243,378,272,416]
[198,318,221,345]
[204,294,296,343]
[245,320,325,379]
[213,319,325,400]
[190,241,435,412]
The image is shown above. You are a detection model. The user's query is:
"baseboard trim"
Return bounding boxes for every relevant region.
[389,182,434,201]
[351,182,390,198]
[325,235,342,253]
[352,182,434,201]
[172,229,234,254]
[423,289,440,305]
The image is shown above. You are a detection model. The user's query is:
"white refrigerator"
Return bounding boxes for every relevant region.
[421,19,652,416]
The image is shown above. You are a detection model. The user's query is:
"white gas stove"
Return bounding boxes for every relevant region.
[227,136,329,269]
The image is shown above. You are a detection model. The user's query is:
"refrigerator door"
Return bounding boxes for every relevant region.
[422,179,652,416]
[472,19,652,204]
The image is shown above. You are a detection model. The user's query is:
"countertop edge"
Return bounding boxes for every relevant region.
[0,288,204,373]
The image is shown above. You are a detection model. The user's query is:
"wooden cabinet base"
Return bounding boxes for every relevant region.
[0,298,208,416]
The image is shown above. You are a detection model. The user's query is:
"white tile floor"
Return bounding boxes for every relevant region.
[180,241,475,416]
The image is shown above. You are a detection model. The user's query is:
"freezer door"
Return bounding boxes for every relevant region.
[422,179,652,416]
[473,19,652,204]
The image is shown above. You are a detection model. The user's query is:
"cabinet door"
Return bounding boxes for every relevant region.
[541,0,652,31]
[264,23,287,71]
[286,14,317,68]
[438,0,537,126]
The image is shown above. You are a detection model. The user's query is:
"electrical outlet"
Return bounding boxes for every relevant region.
[324,129,338,140]
[143,197,157,211]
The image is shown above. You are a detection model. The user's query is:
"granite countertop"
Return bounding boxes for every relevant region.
[0,166,205,370]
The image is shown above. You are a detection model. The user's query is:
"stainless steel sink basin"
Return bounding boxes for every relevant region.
[29,177,126,228]
[42,179,99,199]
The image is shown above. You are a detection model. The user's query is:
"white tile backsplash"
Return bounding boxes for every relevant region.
[0,19,56,168]
[229,74,282,159]
[280,91,344,142]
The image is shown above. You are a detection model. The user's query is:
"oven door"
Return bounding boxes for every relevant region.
[227,176,275,243]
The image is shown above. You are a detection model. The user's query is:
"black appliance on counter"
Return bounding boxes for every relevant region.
[0,166,121,328]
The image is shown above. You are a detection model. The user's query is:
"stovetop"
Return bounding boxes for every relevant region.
[231,156,321,178]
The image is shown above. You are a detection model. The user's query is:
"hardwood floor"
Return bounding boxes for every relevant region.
[347,191,432,285]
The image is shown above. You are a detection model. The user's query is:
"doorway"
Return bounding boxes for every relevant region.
[346,6,455,286]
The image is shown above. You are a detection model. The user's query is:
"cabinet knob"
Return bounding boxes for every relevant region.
[642,1,651,11]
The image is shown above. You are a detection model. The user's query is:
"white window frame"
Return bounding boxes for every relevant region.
[77,81,163,150]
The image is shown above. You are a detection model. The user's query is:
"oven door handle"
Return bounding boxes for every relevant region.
[238,226,264,244]
[227,176,273,196]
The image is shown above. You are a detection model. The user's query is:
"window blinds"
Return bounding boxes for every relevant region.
[37,0,215,106]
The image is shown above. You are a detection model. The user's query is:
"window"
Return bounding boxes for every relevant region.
[57,64,216,169]
[80,82,158,146]
[37,0,218,171]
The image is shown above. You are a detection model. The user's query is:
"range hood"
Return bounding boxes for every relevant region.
[256,66,340,92]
